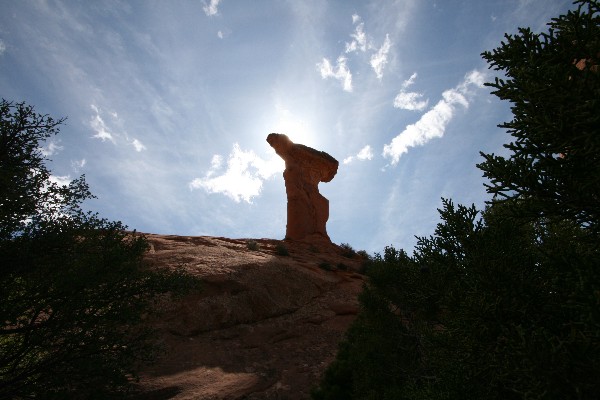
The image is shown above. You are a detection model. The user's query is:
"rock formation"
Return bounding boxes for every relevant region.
[266,133,339,242]
[135,234,365,399]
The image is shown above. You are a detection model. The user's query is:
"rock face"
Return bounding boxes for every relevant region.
[134,234,365,400]
[267,133,339,242]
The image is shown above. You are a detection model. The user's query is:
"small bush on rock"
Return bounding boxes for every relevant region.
[340,243,356,258]
[337,263,349,271]
[318,262,332,271]
[275,242,290,256]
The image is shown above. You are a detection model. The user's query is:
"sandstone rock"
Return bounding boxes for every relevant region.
[135,234,365,400]
[267,133,339,242]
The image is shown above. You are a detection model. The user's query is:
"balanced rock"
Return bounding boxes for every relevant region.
[267,133,338,242]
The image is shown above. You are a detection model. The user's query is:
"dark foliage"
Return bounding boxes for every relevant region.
[313,2,600,399]
[0,100,200,398]
[318,262,333,271]
[479,0,600,236]
[275,242,290,256]
[340,243,356,258]
[314,201,600,399]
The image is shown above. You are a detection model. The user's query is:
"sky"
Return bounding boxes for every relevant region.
[0,0,574,254]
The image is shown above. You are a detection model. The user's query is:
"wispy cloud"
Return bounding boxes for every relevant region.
[89,105,147,152]
[202,0,222,16]
[318,13,393,89]
[345,22,367,53]
[393,91,429,111]
[383,70,486,165]
[131,138,146,152]
[0,39,6,56]
[402,72,418,89]
[343,145,374,164]
[90,105,115,143]
[393,72,429,111]
[317,56,353,92]
[40,140,63,157]
[71,158,86,173]
[370,34,392,80]
[189,143,284,203]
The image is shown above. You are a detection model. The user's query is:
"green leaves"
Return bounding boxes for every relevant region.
[479,0,600,236]
[0,100,201,398]
[314,2,600,398]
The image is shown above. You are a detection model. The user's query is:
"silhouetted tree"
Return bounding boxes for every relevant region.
[479,0,600,236]
[0,99,199,398]
[313,1,600,398]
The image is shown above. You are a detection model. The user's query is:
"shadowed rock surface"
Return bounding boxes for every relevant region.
[266,133,339,242]
[134,234,365,399]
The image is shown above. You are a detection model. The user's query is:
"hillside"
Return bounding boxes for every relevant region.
[133,234,366,399]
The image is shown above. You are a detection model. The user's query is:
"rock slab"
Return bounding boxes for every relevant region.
[135,234,365,400]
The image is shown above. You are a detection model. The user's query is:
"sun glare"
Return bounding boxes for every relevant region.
[269,104,319,148]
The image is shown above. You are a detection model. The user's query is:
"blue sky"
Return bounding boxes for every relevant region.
[0,0,573,254]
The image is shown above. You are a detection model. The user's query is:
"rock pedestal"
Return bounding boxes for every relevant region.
[267,133,338,242]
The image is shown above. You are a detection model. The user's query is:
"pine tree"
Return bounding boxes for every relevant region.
[313,1,600,398]
[479,0,600,236]
[0,100,199,398]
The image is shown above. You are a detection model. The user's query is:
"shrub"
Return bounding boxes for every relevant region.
[275,242,289,256]
[339,243,356,258]
[318,262,332,271]
[356,249,370,260]
[246,240,259,251]
[336,262,349,271]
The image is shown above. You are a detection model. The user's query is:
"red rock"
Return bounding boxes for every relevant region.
[135,234,366,399]
[266,133,339,242]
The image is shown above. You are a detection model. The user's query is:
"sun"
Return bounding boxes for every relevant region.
[269,103,319,148]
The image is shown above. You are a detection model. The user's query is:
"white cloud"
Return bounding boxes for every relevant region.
[71,158,86,172]
[343,145,374,164]
[40,140,63,157]
[462,69,486,89]
[49,174,72,187]
[189,143,284,203]
[394,91,429,111]
[0,39,6,56]
[317,56,353,92]
[317,14,394,88]
[395,73,429,111]
[202,0,222,16]
[131,138,146,152]
[90,104,150,152]
[357,145,374,160]
[345,23,367,53]
[383,69,486,165]
[402,72,418,89]
[90,105,115,143]
[370,34,391,80]
[217,30,224,39]
[208,154,223,175]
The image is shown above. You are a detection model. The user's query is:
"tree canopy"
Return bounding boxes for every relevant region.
[479,0,600,235]
[0,99,199,398]
[313,1,600,399]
